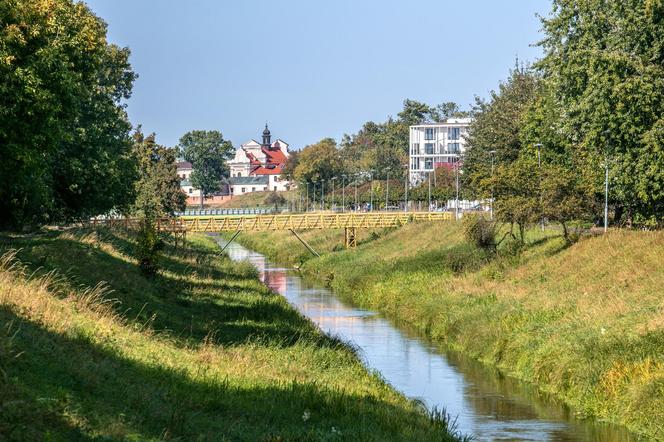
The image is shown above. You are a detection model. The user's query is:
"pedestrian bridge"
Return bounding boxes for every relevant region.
[91,211,453,253]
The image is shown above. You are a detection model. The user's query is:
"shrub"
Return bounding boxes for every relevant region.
[462,214,497,251]
[136,219,160,276]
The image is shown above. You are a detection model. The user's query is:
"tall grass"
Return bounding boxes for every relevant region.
[236,222,664,439]
[0,229,466,441]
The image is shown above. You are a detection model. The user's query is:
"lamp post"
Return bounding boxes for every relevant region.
[489,150,497,220]
[331,177,337,211]
[602,130,611,233]
[321,179,325,211]
[404,166,408,212]
[354,174,358,211]
[455,154,461,220]
[341,175,346,212]
[384,167,391,211]
[428,171,432,212]
[305,182,309,212]
[312,181,316,210]
[534,143,544,231]
[369,170,374,212]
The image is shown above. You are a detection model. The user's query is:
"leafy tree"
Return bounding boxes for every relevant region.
[178,130,234,208]
[538,0,664,225]
[131,129,186,218]
[265,191,286,210]
[490,157,540,241]
[293,138,344,185]
[463,65,541,197]
[0,0,137,229]
[281,150,299,181]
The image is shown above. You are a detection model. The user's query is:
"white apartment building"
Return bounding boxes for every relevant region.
[408,118,472,186]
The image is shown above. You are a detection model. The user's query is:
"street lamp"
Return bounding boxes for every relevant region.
[341,175,346,212]
[428,171,432,212]
[369,170,374,212]
[312,181,317,210]
[534,143,544,231]
[331,177,337,211]
[403,165,409,212]
[489,150,497,220]
[602,130,610,233]
[384,167,391,211]
[455,154,462,220]
[354,174,358,211]
[321,179,325,211]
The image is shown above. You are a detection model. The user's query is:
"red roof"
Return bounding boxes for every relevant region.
[250,145,288,176]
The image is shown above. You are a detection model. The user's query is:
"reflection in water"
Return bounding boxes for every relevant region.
[222,239,637,442]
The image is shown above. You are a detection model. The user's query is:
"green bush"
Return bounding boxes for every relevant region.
[462,214,497,251]
[136,219,160,276]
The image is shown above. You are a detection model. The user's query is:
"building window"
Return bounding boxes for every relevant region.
[425,143,434,154]
[448,143,460,153]
[188,188,192,194]
[449,127,460,140]
[273,186,277,191]
[411,143,419,154]
[424,158,433,170]
[411,158,420,170]
[251,187,256,192]
[230,188,234,193]
[241,187,246,193]
[425,128,435,140]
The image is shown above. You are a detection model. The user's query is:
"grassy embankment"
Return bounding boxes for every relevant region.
[219,191,295,209]
[235,222,664,439]
[0,228,466,441]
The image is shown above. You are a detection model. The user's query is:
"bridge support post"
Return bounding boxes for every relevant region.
[220,230,241,253]
[344,227,357,249]
[289,229,320,257]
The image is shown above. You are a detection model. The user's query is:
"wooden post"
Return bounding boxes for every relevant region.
[344,227,357,249]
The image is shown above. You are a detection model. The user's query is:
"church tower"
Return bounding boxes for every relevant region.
[262,124,271,148]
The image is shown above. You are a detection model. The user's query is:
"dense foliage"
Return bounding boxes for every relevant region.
[178,130,234,207]
[0,0,137,229]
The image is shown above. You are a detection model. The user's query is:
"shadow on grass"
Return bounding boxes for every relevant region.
[0,306,457,441]
[0,230,331,348]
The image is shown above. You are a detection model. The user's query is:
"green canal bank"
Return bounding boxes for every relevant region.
[0,228,465,441]
[233,221,664,440]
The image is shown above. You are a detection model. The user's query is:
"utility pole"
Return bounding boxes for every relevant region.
[535,143,544,231]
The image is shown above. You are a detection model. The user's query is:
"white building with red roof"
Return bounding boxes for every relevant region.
[227,125,291,195]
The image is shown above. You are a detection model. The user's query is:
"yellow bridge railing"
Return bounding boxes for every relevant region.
[89,212,454,251]
[180,211,452,232]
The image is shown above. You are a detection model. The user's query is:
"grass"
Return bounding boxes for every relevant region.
[0,228,467,441]
[235,222,664,440]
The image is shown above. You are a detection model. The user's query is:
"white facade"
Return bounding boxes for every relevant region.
[408,118,471,186]
[177,162,201,198]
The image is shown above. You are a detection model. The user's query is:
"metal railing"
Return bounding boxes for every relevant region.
[88,211,453,233]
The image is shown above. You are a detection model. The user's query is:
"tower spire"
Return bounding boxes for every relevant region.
[262,123,271,148]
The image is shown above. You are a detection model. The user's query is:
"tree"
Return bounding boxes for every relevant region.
[538,0,664,225]
[265,191,286,210]
[178,130,234,208]
[131,129,186,218]
[281,150,299,181]
[293,138,344,185]
[0,0,137,229]
[463,65,541,197]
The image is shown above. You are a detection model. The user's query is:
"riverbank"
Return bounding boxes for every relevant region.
[234,222,664,439]
[0,228,465,441]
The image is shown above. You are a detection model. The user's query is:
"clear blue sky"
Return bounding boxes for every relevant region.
[84,0,551,150]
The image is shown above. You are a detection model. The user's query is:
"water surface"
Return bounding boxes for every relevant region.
[222,239,638,441]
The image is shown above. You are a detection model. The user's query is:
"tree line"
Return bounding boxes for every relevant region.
[285,0,664,230]
[0,0,235,230]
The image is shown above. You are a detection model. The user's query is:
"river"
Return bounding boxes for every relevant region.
[221,239,638,441]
